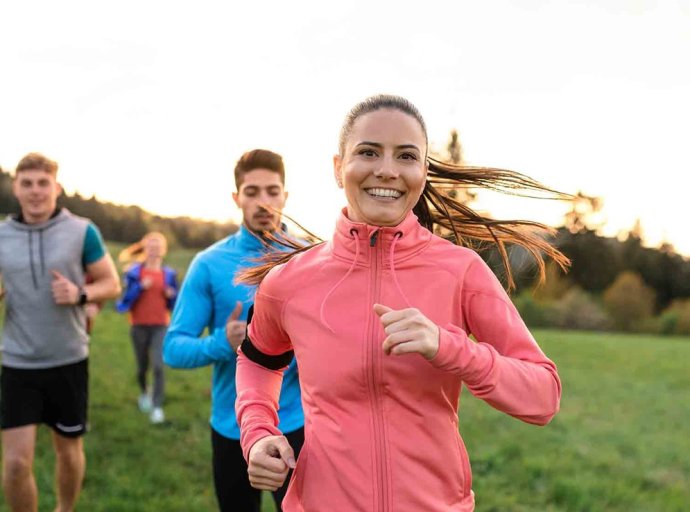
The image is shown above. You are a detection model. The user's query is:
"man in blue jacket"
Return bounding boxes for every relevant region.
[163,149,303,512]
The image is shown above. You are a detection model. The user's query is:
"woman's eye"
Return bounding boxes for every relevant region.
[400,152,418,161]
[358,149,377,157]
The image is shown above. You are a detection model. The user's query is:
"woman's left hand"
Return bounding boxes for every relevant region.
[374,304,440,360]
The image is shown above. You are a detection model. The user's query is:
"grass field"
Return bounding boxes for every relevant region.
[1,251,689,511]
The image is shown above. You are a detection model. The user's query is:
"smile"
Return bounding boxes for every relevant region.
[365,188,402,199]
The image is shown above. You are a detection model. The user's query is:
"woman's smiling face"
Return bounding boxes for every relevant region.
[334,108,428,227]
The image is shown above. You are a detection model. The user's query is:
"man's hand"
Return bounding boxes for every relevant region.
[374,304,440,360]
[51,270,80,305]
[225,301,246,352]
[247,435,296,491]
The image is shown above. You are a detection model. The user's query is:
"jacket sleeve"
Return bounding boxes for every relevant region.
[236,272,293,461]
[429,255,561,425]
[162,257,235,368]
[115,266,142,313]
[165,266,179,311]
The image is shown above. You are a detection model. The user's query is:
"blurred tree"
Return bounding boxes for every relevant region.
[443,129,476,204]
[564,191,604,234]
[0,166,19,213]
[602,271,656,331]
[555,227,621,293]
[532,261,573,302]
[552,287,611,331]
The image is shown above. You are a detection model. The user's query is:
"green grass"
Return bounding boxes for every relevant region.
[1,310,689,510]
[460,330,690,512]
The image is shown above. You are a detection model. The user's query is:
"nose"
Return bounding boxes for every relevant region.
[258,190,273,204]
[373,155,399,180]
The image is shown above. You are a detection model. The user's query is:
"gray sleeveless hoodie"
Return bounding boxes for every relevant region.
[0,209,90,369]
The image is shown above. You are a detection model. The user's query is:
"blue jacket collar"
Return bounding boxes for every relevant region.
[235,223,289,252]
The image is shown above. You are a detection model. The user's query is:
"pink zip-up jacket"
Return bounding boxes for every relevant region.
[236,210,561,512]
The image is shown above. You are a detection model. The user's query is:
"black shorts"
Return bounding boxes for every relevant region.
[0,359,89,437]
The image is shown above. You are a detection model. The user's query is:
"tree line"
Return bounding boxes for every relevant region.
[0,167,237,248]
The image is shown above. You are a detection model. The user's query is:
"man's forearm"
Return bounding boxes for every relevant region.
[84,277,121,302]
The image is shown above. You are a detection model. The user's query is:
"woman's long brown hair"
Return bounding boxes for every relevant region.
[238,95,571,290]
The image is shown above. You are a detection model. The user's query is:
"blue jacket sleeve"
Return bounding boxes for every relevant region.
[115,264,142,313]
[164,266,179,311]
[163,257,235,369]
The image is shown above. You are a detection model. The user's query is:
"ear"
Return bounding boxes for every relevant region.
[232,191,240,208]
[333,154,343,189]
[56,181,63,196]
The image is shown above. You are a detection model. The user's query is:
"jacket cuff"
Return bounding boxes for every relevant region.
[241,425,283,462]
[429,324,495,384]
[203,327,235,361]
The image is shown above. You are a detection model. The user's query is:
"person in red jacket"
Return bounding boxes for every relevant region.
[235,94,569,511]
[116,232,178,424]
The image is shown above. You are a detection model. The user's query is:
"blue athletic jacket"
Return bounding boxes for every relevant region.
[162,225,304,440]
[115,262,178,313]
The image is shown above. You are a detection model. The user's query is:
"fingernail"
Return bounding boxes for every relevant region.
[288,457,296,468]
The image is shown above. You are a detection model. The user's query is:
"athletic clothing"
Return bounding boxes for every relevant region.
[211,426,304,512]
[82,223,107,267]
[115,262,178,319]
[130,325,166,407]
[130,268,170,325]
[116,262,178,410]
[163,224,304,508]
[236,210,561,511]
[1,359,88,437]
[163,224,303,439]
[0,208,106,369]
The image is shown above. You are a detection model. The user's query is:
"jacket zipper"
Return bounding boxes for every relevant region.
[368,230,388,511]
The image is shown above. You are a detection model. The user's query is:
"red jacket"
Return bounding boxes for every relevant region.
[236,210,561,511]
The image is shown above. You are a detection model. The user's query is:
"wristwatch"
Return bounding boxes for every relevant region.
[77,287,88,306]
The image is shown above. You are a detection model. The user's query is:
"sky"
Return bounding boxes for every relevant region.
[1,1,689,253]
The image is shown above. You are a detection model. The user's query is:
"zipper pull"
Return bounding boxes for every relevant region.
[369,230,379,247]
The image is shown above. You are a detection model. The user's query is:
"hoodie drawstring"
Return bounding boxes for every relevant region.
[319,229,361,333]
[39,229,46,276]
[389,232,412,308]
[28,231,39,289]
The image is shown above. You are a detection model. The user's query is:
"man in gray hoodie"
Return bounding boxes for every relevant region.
[0,153,121,512]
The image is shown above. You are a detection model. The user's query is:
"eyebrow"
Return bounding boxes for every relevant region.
[355,141,421,151]
[242,184,281,191]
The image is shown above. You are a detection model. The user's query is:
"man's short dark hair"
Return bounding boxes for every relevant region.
[234,149,285,189]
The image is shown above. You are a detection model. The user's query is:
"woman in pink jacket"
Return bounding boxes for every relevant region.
[235,94,568,511]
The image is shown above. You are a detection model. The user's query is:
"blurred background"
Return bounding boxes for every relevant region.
[1,1,689,510]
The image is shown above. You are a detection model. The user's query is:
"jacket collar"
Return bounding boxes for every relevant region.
[332,208,432,266]
[235,223,291,252]
[9,207,69,231]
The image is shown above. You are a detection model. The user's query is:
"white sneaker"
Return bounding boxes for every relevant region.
[138,394,152,413]
[150,407,165,424]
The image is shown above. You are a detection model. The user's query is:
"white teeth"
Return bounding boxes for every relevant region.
[367,188,402,199]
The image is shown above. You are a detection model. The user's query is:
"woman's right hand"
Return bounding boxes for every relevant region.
[247,435,296,491]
